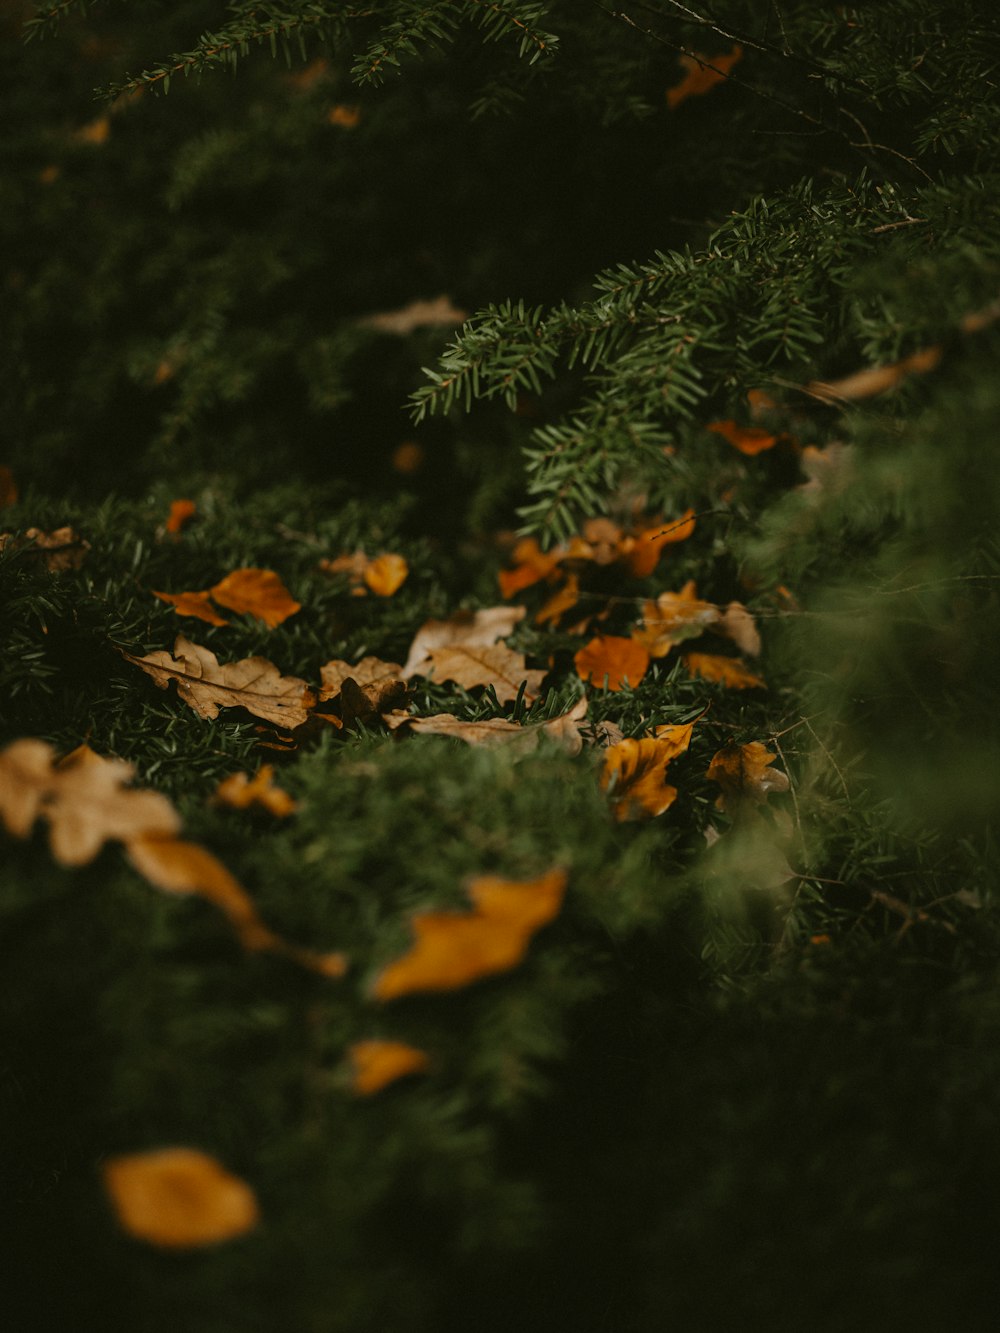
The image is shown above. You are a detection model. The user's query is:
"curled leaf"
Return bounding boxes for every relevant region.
[372,868,567,999]
[348,1040,430,1095]
[214,766,297,817]
[102,1148,259,1249]
[600,724,695,821]
[632,580,719,657]
[422,643,546,703]
[706,741,790,810]
[153,589,229,627]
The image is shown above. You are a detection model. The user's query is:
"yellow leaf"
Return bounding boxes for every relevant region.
[600,726,695,821]
[214,765,297,817]
[372,868,567,999]
[574,635,650,691]
[153,589,229,627]
[102,1148,259,1249]
[363,553,409,597]
[120,635,316,728]
[535,573,580,627]
[209,568,301,628]
[499,536,561,597]
[706,741,789,811]
[348,1040,430,1095]
[0,739,180,866]
[683,652,765,689]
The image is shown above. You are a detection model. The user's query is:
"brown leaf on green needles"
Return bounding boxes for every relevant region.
[120,635,316,729]
[318,656,407,724]
[600,723,696,821]
[384,697,588,754]
[0,525,90,571]
[706,741,790,811]
[419,643,546,704]
[402,606,526,678]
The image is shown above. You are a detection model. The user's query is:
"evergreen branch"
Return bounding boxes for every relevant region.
[24,0,102,41]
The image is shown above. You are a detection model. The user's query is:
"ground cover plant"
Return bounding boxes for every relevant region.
[3,2,1000,1329]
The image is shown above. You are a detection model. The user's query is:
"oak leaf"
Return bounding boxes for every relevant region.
[575,635,650,691]
[421,643,546,704]
[667,45,742,109]
[208,568,301,627]
[632,581,719,657]
[214,766,297,817]
[0,739,180,866]
[372,868,567,999]
[706,741,789,810]
[348,1040,430,1095]
[600,723,695,820]
[402,605,525,678]
[383,697,587,755]
[102,1148,259,1249]
[318,656,403,702]
[683,652,765,689]
[120,635,316,728]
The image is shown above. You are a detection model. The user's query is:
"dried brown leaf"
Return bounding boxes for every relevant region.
[209,568,301,628]
[421,643,546,703]
[706,741,789,810]
[402,606,525,678]
[359,294,467,335]
[213,766,297,817]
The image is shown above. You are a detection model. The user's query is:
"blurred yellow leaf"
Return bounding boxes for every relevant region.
[574,635,650,691]
[214,765,297,817]
[102,1148,259,1249]
[683,652,765,690]
[349,1040,430,1095]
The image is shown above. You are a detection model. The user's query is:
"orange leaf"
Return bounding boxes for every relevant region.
[72,114,111,145]
[683,652,765,689]
[372,868,567,999]
[707,419,780,456]
[391,441,424,474]
[600,727,694,821]
[499,536,561,597]
[153,589,229,627]
[575,635,650,691]
[328,103,361,128]
[209,568,301,628]
[0,465,17,509]
[363,553,409,597]
[349,1040,430,1095]
[102,1148,259,1249]
[667,45,742,109]
[534,573,580,627]
[706,741,789,810]
[632,581,718,657]
[622,509,696,577]
[214,765,297,817]
[164,498,196,534]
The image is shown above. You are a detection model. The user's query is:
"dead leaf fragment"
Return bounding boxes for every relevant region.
[372,868,567,999]
[328,103,361,128]
[72,114,111,145]
[575,635,650,691]
[214,766,297,817]
[797,442,854,500]
[165,498,196,534]
[209,568,301,628]
[0,465,17,508]
[384,697,587,755]
[422,643,546,704]
[0,526,90,571]
[808,345,942,402]
[499,536,561,597]
[707,419,780,456]
[402,605,525,678]
[349,1040,430,1095]
[153,589,229,627]
[667,45,742,109]
[121,635,316,728]
[0,739,180,866]
[621,510,696,577]
[715,602,761,657]
[364,553,409,597]
[632,581,719,657]
[360,294,467,336]
[600,724,695,820]
[102,1148,259,1249]
[706,741,790,810]
[534,573,580,627]
[684,653,765,690]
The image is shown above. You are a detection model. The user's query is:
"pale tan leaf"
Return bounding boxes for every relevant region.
[383,697,587,754]
[715,601,761,656]
[359,294,467,336]
[120,635,315,728]
[421,643,545,704]
[318,656,403,703]
[402,605,525,678]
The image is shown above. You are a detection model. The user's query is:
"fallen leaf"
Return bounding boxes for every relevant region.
[580,517,624,566]
[165,498,196,534]
[421,643,546,704]
[667,45,742,109]
[72,114,111,145]
[372,868,567,999]
[620,509,696,577]
[683,652,765,689]
[209,568,301,628]
[707,419,781,456]
[0,465,17,508]
[348,1040,430,1095]
[575,635,650,691]
[328,103,361,127]
[632,580,719,657]
[125,834,347,976]
[499,536,561,597]
[600,724,695,820]
[153,589,229,627]
[318,656,403,702]
[384,697,588,755]
[797,442,854,499]
[364,553,409,597]
[706,741,790,810]
[214,766,297,817]
[402,605,526,678]
[102,1148,259,1249]
[359,294,467,336]
[808,345,942,402]
[120,635,316,728]
[534,573,580,627]
[0,739,180,867]
[715,601,761,656]
[0,526,90,571]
